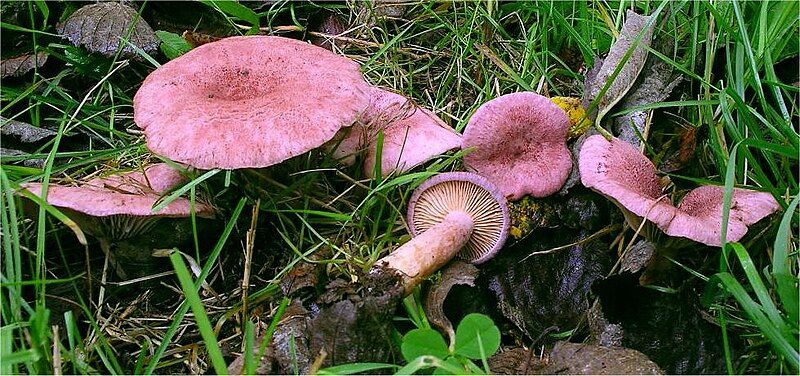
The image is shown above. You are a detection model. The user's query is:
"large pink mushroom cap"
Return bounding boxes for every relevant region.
[579,134,676,228]
[462,92,572,200]
[664,186,779,246]
[133,36,372,170]
[330,88,461,177]
[23,163,213,218]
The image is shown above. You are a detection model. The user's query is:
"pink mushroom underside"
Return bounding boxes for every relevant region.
[133,36,373,170]
[664,186,779,246]
[462,92,572,200]
[578,134,676,228]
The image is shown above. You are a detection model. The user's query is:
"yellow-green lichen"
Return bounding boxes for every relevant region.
[551,96,591,138]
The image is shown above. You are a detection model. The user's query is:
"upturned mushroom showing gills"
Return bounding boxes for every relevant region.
[375,172,509,294]
[133,36,373,170]
[461,92,573,200]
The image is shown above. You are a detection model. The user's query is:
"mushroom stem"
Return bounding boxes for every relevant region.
[379,211,474,295]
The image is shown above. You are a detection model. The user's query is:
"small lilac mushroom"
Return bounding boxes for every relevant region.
[580,135,779,246]
[663,186,779,247]
[375,172,509,294]
[133,36,373,170]
[462,92,573,200]
[331,88,461,177]
[23,163,213,277]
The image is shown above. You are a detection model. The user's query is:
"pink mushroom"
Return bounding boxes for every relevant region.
[578,134,676,229]
[375,172,508,294]
[133,36,373,170]
[330,88,461,177]
[23,163,213,221]
[22,164,213,277]
[579,135,780,246]
[664,186,780,247]
[461,92,573,200]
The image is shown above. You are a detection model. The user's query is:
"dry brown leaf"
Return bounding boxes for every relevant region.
[589,11,655,127]
[0,52,47,78]
[57,2,158,59]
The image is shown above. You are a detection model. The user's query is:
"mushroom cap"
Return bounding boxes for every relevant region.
[364,90,461,177]
[329,88,461,176]
[133,36,372,169]
[23,163,213,218]
[462,92,572,200]
[664,186,779,246]
[407,172,509,263]
[579,134,676,228]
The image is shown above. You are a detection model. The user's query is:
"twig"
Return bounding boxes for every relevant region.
[521,224,621,262]
[242,199,260,326]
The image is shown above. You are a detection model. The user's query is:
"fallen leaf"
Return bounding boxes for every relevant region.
[0,148,45,168]
[1,117,57,143]
[423,261,479,347]
[0,52,47,78]
[181,30,221,48]
[612,56,682,147]
[57,2,159,59]
[659,126,698,172]
[589,10,655,127]
[545,341,664,375]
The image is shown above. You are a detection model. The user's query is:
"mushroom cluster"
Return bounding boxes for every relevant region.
[579,134,779,246]
[134,35,460,175]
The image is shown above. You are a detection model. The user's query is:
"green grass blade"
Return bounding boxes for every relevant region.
[199,0,260,28]
[318,362,400,375]
[711,273,799,370]
[151,169,219,213]
[772,194,799,322]
[142,198,246,374]
[727,243,793,341]
[169,251,228,375]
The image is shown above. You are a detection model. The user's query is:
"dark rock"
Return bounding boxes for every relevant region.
[481,193,615,340]
[544,341,663,374]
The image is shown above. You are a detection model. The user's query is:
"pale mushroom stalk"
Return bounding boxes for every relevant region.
[378,211,473,292]
[374,172,509,295]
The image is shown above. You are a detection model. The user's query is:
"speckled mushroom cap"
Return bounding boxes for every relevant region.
[407,172,509,263]
[462,92,573,200]
[134,36,372,169]
[664,186,779,246]
[330,88,461,177]
[579,134,676,228]
[23,163,213,219]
